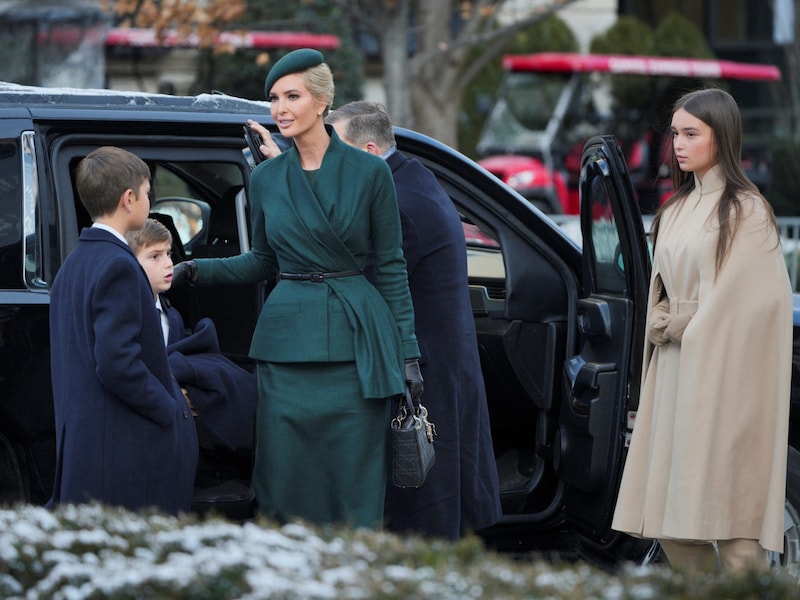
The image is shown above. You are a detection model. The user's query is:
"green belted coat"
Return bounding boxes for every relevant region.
[194,126,419,526]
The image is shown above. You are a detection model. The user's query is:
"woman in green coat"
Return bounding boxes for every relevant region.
[174,49,423,528]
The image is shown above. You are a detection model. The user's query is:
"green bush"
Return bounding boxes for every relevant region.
[650,11,721,121]
[589,16,657,113]
[590,15,655,56]
[1,504,798,599]
[652,11,714,59]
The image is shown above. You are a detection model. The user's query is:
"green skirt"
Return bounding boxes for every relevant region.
[254,361,391,528]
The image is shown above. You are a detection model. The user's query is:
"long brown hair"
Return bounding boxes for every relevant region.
[651,88,777,274]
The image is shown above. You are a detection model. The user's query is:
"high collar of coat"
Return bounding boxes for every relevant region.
[692,163,725,196]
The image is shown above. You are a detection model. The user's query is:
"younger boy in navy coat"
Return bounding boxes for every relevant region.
[49,146,198,515]
[126,218,257,451]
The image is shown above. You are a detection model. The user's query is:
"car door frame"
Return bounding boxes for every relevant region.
[555,134,651,551]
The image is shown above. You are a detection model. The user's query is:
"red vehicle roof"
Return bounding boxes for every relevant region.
[106,28,341,50]
[503,52,781,81]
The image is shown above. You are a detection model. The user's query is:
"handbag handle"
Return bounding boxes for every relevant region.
[395,386,436,443]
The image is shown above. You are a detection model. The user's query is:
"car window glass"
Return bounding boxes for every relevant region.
[65,156,244,259]
[0,139,23,289]
[21,132,44,289]
[463,217,505,299]
[155,166,196,198]
[154,198,208,250]
[151,161,245,254]
[586,167,626,294]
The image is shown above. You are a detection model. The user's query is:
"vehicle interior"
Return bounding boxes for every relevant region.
[412,150,580,525]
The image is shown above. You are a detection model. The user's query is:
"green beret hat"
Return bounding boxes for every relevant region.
[264,48,324,98]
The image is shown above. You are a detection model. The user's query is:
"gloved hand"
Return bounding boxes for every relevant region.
[404,358,424,405]
[171,260,197,287]
[646,298,670,346]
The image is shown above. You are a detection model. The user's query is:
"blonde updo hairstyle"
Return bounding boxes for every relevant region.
[302,63,335,117]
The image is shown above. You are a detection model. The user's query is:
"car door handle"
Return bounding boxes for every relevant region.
[572,361,616,398]
[577,298,612,338]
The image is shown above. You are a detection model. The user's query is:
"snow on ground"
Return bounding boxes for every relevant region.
[0,503,650,599]
[2,504,797,599]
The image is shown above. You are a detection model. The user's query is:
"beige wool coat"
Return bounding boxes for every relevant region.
[611,165,792,552]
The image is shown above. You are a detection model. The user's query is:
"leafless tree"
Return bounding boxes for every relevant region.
[98,0,581,145]
[330,0,581,146]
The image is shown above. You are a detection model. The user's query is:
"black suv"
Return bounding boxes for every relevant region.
[0,83,798,572]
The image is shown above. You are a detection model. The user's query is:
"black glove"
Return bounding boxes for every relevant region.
[404,358,424,405]
[171,260,197,287]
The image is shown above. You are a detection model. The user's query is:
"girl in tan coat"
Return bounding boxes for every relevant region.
[611,88,792,573]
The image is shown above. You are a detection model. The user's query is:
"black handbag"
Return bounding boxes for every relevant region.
[391,387,436,488]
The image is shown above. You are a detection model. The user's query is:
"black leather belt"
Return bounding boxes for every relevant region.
[279,270,363,282]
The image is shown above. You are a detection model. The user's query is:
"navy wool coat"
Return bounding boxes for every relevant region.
[49,227,198,514]
[163,302,257,451]
[382,151,502,539]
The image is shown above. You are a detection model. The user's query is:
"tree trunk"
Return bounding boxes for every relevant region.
[410,78,461,148]
[409,0,461,147]
[380,0,412,128]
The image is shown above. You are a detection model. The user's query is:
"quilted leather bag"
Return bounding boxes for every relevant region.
[391,387,436,488]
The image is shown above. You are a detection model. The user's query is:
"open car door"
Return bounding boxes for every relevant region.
[555,135,652,554]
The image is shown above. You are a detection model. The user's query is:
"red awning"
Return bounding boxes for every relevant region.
[106,28,341,50]
[503,52,781,81]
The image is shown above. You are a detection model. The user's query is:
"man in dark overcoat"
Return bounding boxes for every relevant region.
[326,102,502,539]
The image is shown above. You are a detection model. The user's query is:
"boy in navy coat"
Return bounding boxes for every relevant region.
[49,146,198,515]
[126,218,257,451]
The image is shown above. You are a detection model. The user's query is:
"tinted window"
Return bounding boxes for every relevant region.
[463,217,505,300]
[0,139,23,288]
[585,162,627,294]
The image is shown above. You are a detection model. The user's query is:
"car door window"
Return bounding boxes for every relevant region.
[0,137,24,289]
[45,139,259,359]
[20,132,43,290]
[585,164,627,295]
[463,217,505,299]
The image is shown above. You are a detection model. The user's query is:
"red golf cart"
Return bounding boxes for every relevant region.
[477,52,782,214]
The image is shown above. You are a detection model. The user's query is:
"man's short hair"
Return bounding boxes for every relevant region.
[326,101,396,152]
[75,146,150,219]
[125,217,172,254]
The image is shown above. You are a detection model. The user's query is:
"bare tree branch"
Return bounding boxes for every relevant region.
[227,0,585,144]
[411,0,581,69]
[100,0,245,47]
